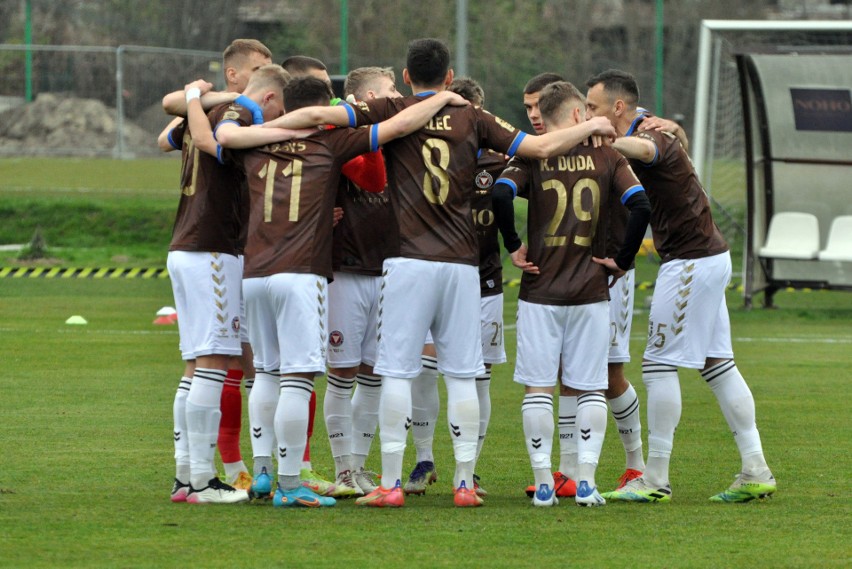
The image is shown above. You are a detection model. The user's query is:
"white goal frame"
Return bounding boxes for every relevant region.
[692,19,852,184]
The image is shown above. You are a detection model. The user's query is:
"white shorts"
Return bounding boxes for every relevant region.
[243,276,278,373]
[514,299,609,391]
[374,257,484,379]
[167,250,242,360]
[243,273,329,376]
[608,268,635,364]
[644,252,734,369]
[237,255,249,345]
[327,272,381,368]
[481,293,506,365]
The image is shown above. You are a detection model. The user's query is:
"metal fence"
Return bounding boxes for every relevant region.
[0,44,224,158]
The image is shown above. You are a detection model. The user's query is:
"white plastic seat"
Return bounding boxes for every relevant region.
[758,212,820,260]
[818,215,852,261]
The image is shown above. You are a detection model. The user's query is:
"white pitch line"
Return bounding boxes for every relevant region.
[503,324,852,344]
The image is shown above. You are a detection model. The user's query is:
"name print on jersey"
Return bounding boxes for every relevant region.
[540,154,596,173]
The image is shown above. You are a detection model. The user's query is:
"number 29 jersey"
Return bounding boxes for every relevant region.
[498,146,642,306]
[349,94,525,267]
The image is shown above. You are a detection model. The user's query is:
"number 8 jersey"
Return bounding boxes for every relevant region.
[348,94,525,266]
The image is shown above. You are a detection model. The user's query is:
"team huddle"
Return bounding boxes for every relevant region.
[158,37,776,509]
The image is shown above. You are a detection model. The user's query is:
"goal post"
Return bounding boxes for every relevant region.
[693,20,852,183]
[690,20,852,307]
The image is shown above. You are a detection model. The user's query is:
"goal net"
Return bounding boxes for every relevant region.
[691,20,852,285]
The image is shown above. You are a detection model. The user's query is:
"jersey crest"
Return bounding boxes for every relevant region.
[475,169,493,189]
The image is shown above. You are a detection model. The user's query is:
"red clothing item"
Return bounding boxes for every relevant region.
[341,149,386,193]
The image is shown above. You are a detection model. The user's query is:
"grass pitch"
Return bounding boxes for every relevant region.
[0,277,850,568]
[1,157,849,567]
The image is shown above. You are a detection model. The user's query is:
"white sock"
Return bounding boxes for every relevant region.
[475,369,491,463]
[702,360,769,476]
[558,395,578,478]
[173,376,191,482]
[411,356,439,464]
[223,461,248,481]
[444,375,479,489]
[643,362,681,487]
[186,368,226,487]
[324,373,354,476]
[523,393,554,489]
[576,392,608,489]
[379,376,411,489]
[275,377,312,479]
[248,370,279,473]
[351,373,381,470]
[608,383,645,471]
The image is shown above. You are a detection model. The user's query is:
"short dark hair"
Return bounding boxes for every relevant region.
[523,72,565,95]
[406,38,450,87]
[538,81,585,123]
[283,76,333,112]
[281,55,327,76]
[449,77,484,107]
[585,69,640,107]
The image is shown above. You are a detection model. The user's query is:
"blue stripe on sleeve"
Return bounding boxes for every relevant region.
[167,129,179,150]
[344,104,356,128]
[495,178,518,198]
[370,124,380,152]
[620,184,645,204]
[506,132,526,157]
[640,144,659,167]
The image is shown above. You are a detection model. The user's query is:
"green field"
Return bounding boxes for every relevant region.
[1,158,850,567]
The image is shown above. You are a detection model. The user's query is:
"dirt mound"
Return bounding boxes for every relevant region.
[0,93,160,157]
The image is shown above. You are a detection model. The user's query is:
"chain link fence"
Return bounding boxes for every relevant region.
[0,44,223,158]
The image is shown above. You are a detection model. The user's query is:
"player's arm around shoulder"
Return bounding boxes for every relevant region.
[637,116,689,153]
[516,116,616,159]
[215,122,310,150]
[185,81,219,158]
[373,91,469,146]
[613,132,658,165]
[157,116,185,153]
[263,104,354,130]
[162,81,237,117]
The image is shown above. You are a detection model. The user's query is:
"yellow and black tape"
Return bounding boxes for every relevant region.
[0,267,169,279]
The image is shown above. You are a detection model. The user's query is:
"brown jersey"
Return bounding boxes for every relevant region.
[473,149,508,297]
[168,103,256,255]
[231,127,376,279]
[348,94,526,266]
[332,176,394,277]
[627,119,728,263]
[498,147,643,306]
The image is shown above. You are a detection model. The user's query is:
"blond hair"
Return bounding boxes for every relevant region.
[223,39,272,68]
[344,67,396,100]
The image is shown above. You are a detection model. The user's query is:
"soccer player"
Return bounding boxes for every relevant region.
[323,66,401,498]
[262,38,617,508]
[276,55,387,497]
[187,74,469,507]
[585,69,776,503]
[495,81,651,506]
[402,77,514,498]
[159,39,273,501]
[159,62,287,504]
[282,55,332,85]
[519,73,646,499]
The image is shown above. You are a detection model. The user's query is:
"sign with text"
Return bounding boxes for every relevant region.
[790,88,852,132]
